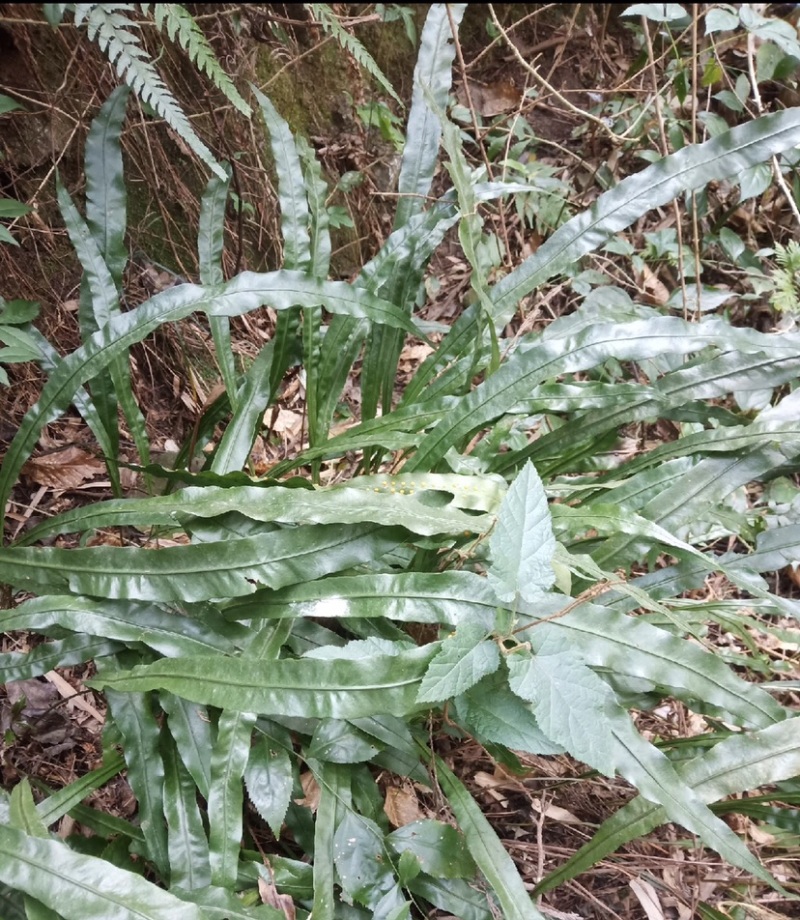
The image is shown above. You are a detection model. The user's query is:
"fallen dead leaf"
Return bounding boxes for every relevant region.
[295,771,320,812]
[22,445,105,490]
[384,785,425,828]
[457,78,522,116]
[629,877,664,920]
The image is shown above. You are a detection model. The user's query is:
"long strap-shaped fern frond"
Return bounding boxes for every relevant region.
[73,3,227,179]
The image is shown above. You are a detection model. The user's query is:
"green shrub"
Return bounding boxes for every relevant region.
[2,5,800,918]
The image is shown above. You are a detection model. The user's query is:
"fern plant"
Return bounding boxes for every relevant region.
[2,5,800,918]
[770,239,800,316]
[50,3,250,180]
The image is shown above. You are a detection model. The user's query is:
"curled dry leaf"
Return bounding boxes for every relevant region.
[21,445,105,490]
[295,770,320,812]
[457,78,522,116]
[384,784,425,828]
[257,876,296,920]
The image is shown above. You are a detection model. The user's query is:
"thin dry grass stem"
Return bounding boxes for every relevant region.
[641,13,691,321]
[747,31,800,231]
[446,8,490,178]
[690,4,703,306]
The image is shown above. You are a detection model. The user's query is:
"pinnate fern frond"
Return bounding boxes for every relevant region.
[76,3,226,179]
[771,240,800,315]
[305,3,402,107]
[150,3,251,117]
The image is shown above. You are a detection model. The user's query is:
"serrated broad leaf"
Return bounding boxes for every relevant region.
[388,820,475,879]
[538,715,800,894]
[244,734,293,838]
[417,626,499,704]
[508,651,778,886]
[507,651,617,774]
[488,462,555,603]
[458,671,564,755]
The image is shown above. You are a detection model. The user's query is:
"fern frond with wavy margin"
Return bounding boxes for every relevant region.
[150,4,251,117]
[75,3,226,180]
[305,3,402,107]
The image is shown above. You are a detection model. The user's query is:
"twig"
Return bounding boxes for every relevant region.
[747,30,800,229]
[511,579,624,636]
[487,4,627,144]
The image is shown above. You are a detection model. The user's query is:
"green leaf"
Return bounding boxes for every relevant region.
[407,875,494,920]
[84,86,129,288]
[161,692,213,800]
[91,645,438,719]
[538,715,800,894]
[244,732,293,837]
[530,604,786,729]
[0,524,405,602]
[198,169,237,407]
[417,626,499,704]
[507,651,617,774]
[0,270,428,516]
[457,671,564,755]
[210,340,274,474]
[35,752,126,829]
[394,4,465,229]
[490,106,800,325]
[508,649,778,886]
[105,689,169,878]
[208,708,255,888]
[334,811,395,908]
[0,636,121,683]
[171,885,281,919]
[226,571,500,631]
[252,86,311,271]
[308,719,382,763]
[0,199,32,219]
[0,93,24,115]
[488,461,555,603]
[0,825,204,920]
[434,757,546,920]
[0,595,235,657]
[10,781,48,838]
[161,733,210,891]
[623,3,687,21]
[25,481,493,543]
[312,761,346,920]
[388,820,475,879]
[208,619,292,888]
